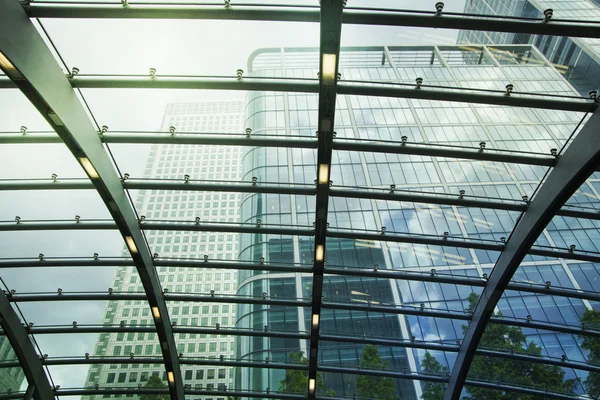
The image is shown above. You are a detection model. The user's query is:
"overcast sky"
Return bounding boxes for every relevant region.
[0,0,466,391]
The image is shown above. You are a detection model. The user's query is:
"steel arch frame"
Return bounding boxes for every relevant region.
[0,2,185,399]
[0,292,53,400]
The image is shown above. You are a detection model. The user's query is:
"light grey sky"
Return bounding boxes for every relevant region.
[0,0,466,391]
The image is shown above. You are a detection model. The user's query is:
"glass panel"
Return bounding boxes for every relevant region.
[42,20,319,77]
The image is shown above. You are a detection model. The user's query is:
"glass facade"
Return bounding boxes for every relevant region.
[236,45,595,398]
[458,0,600,95]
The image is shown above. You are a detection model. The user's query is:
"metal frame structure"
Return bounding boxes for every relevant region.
[0,0,600,399]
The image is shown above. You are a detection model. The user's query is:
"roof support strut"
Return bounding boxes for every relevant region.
[0,3,184,400]
[444,109,600,400]
[0,292,53,400]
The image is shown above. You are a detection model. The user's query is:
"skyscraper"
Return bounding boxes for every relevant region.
[84,100,245,399]
[458,0,600,95]
[235,45,594,398]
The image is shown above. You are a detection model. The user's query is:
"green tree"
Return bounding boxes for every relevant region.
[420,352,447,400]
[356,344,400,400]
[420,293,574,399]
[580,309,600,398]
[140,374,168,400]
[278,351,335,397]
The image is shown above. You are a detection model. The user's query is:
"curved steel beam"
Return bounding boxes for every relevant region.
[56,388,304,400]
[10,290,600,338]
[332,140,556,167]
[2,179,599,221]
[445,109,600,400]
[327,229,505,251]
[23,3,600,39]
[64,77,593,112]
[0,292,53,400]
[0,3,185,399]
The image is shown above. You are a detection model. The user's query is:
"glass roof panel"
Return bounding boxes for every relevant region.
[41,19,319,76]
[0,190,111,221]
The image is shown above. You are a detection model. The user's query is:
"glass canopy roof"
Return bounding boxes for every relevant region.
[0,1,600,400]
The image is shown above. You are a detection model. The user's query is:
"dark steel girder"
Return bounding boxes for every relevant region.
[9,291,600,338]
[23,3,600,39]
[27,325,310,341]
[2,179,600,221]
[124,180,315,196]
[55,388,303,400]
[0,292,53,400]
[0,219,315,237]
[0,131,571,166]
[333,140,556,167]
[63,77,595,112]
[327,229,505,251]
[3,220,600,263]
[4,255,600,303]
[445,109,600,400]
[0,3,185,399]
[325,266,600,303]
[307,2,344,398]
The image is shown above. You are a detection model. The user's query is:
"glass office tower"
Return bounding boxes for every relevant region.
[235,45,596,398]
[458,0,600,95]
[83,101,244,399]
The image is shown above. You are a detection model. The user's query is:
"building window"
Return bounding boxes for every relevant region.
[118,373,127,383]
[107,373,115,384]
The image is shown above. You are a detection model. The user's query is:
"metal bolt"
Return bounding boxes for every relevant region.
[390,184,396,192]
[149,68,156,79]
[415,77,423,87]
[75,215,81,223]
[545,281,551,289]
[236,69,244,80]
[70,67,80,77]
[589,90,598,100]
[246,128,252,136]
[543,8,553,22]
[252,176,257,184]
[435,2,444,15]
[170,126,176,135]
[373,264,378,271]
[550,148,558,156]
[20,126,27,135]
[459,189,465,198]
[195,217,200,225]
[15,216,20,224]
[256,219,262,227]
[51,173,57,182]
[431,269,436,276]
[184,174,190,183]
[569,244,576,253]
[93,253,98,260]
[505,83,514,95]
[479,141,486,151]
[443,231,449,239]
